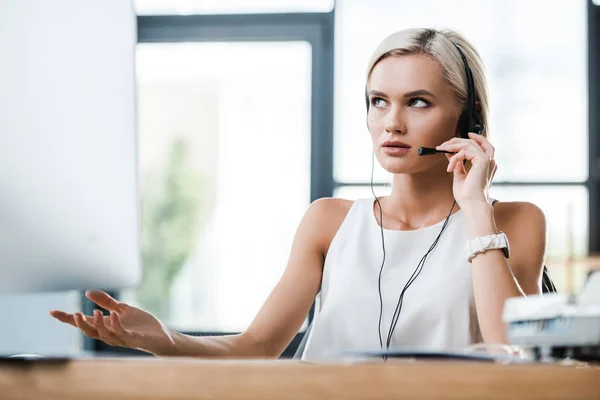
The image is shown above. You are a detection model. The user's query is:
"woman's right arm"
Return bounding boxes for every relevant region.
[164,198,348,358]
[51,198,349,359]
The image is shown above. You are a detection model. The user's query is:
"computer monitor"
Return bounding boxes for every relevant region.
[0,0,141,294]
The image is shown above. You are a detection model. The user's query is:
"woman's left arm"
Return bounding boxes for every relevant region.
[437,133,546,344]
[462,198,546,344]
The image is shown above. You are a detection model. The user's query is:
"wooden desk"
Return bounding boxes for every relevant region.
[1,357,599,400]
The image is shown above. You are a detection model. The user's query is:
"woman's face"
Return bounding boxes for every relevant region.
[367,54,461,175]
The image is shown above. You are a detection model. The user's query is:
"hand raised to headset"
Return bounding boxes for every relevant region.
[49,290,176,356]
[435,132,497,207]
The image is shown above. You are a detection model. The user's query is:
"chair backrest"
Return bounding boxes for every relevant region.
[293,322,312,360]
[542,264,558,294]
[292,265,558,359]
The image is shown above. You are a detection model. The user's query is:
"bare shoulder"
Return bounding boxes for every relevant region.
[492,200,546,294]
[307,197,354,217]
[492,200,546,231]
[303,197,355,256]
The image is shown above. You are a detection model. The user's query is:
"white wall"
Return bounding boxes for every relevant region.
[0,0,135,355]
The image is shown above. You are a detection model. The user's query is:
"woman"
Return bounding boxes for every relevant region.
[50,28,546,361]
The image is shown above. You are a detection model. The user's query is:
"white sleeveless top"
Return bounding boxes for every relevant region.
[300,197,486,361]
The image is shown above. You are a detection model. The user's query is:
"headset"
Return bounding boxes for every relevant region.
[367,40,483,359]
[454,44,485,138]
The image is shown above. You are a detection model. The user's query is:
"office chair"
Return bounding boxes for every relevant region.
[292,265,558,359]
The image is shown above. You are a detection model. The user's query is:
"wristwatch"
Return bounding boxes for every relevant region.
[468,232,510,263]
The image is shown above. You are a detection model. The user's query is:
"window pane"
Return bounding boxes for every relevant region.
[489,185,589,293]
[334,0,587,183]
[334,184,589,292]
[135,0,334,15]
[125,42,312,332]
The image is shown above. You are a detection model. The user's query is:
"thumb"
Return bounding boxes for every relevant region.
[86,290,121,312]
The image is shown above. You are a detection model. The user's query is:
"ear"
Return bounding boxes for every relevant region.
[475,101,482,113]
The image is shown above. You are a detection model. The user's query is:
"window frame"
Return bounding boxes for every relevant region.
[588,0,600,254]
[87,10,335,357]
[88,1,600,357]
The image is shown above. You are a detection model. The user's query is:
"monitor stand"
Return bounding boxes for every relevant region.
[0,353,71,363]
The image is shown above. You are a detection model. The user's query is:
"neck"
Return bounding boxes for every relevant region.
[385,168,457,227]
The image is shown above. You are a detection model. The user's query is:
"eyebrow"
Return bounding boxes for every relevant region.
[369,89,436,98]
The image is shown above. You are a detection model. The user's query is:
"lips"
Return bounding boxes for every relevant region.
[382,140,411,149]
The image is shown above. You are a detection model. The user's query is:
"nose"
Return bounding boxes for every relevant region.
[383,106,406,135]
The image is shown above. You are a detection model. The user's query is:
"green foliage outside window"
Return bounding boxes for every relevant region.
[136,139,203,319]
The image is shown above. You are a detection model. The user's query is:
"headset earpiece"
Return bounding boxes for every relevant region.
[453,44,484,138]
[474,121,484,135]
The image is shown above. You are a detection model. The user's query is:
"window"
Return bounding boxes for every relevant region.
[489,185,590,292]
[122,41,313,332]
[89,2,600,356]
[333,0,590,292]
[97,12,336,345]
[135,0,334,15]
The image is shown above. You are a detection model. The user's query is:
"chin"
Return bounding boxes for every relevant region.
[379,157,416,174]
[378,154,436,175]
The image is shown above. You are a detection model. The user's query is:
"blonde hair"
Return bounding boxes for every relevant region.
[366,28,490,139]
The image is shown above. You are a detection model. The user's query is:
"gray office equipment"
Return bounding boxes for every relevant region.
[0,0,141,294]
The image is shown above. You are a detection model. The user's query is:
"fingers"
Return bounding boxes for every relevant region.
[446,149,478,173]
[440,141,491,172]
[438,134,495,159]
[447,151,461,174]
[74,312,99,339]
[50,310,95,327]
[447,151,468,176]
[110,312,137,347]
[86,290,122,312]
[94,310,125,347]
[51,308,130,347]
[110,312,127,335]
[49,310,77,327]
[467,132,495,158]
[437,139,483,155]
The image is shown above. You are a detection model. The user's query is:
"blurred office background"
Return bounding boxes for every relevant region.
[1,0,599,357]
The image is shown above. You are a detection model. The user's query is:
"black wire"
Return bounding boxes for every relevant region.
[386,201,455,347]
[371,150,457,360]
[385,200,456,350]
[371,151,387,355]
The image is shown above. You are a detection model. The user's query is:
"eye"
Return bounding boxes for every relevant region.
[408,97,431,108]
[370,97,388,108]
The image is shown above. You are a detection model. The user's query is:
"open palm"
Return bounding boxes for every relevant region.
[50,290,176,356]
